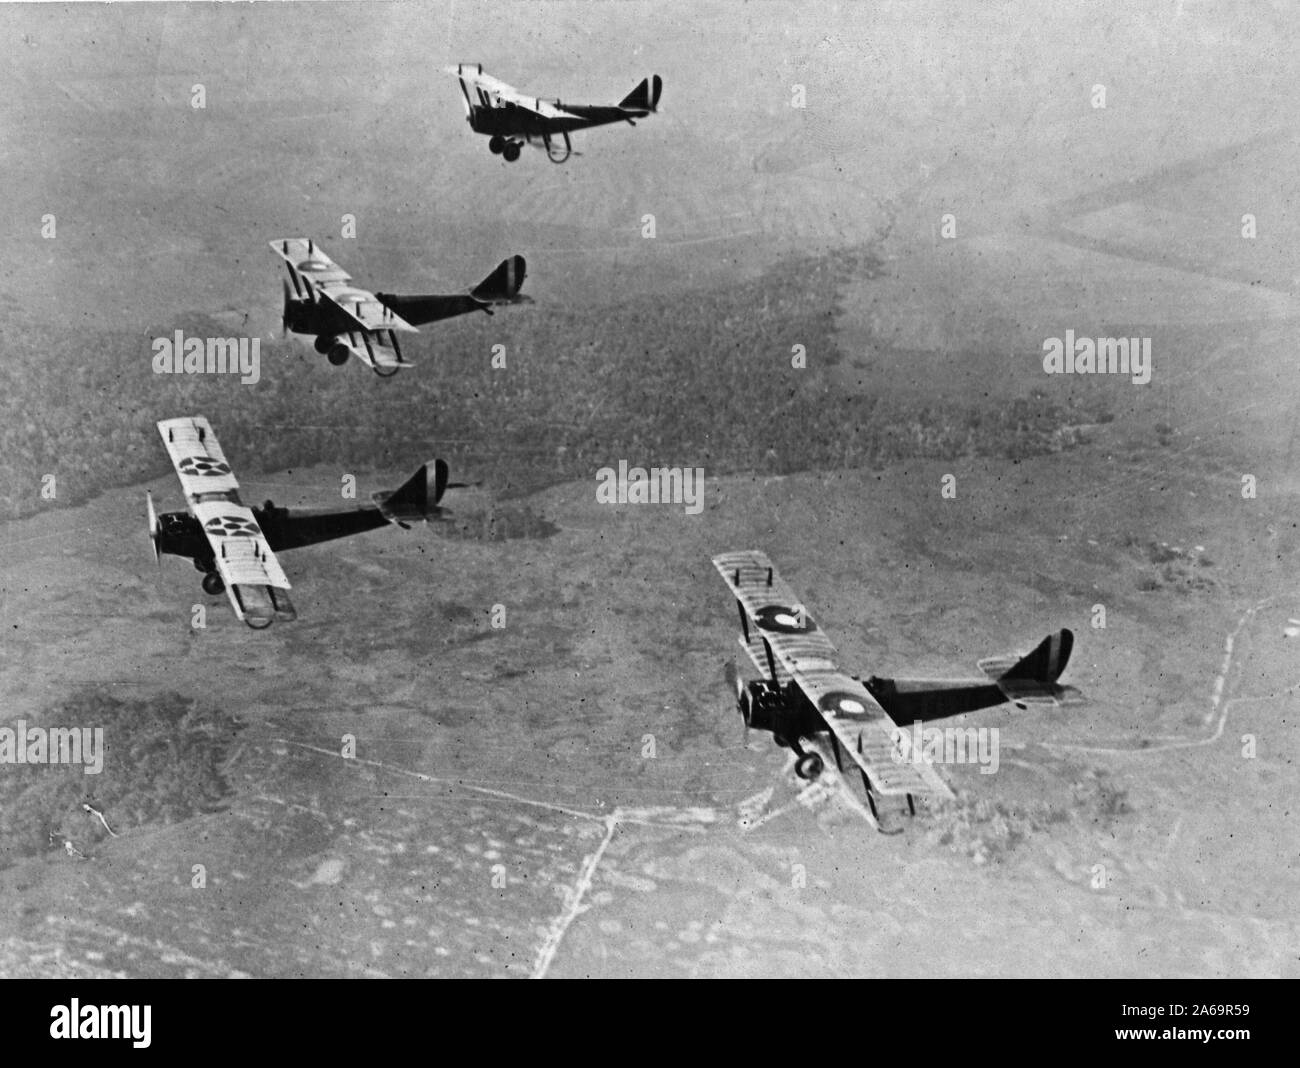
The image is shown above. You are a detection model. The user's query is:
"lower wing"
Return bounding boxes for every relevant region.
[333,332,414,371]
[793,667,955,800]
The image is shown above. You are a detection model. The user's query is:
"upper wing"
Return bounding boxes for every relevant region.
[269,238,418,336]
[157,416,296,626]
[737,633,793,685]
[448,65,566,120]
[157,414,240,497]
[713,549,953,800]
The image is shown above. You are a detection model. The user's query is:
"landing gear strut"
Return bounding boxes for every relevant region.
[544,131,572,164]
[786,736,824,780]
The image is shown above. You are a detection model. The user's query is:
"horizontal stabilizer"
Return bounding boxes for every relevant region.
[979,629,1075,704]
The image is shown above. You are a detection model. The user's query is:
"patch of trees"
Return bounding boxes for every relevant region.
[0,690,241,867]
[2,249,1111,521]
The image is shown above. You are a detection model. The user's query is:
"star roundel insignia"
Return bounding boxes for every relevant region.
[817,691,870,718]
[754,604,816,634]
[178,456,232,477]
[204,516,260,539]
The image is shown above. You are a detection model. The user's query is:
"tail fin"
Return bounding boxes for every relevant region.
[470,255,528,305]
[999,629,1073,684]
[619,75,662,113]
[979,629,1076,706]
[372,459,450,527]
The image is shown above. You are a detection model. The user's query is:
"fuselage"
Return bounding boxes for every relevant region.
[467,100,645,138]
[743,675,1013,743]
[284,299,369,339]
[157,503,390,564]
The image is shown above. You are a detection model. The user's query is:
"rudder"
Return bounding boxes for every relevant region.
[999,628,1073,684]
[619,75,662,112]
[470,256,527,304]
[372,459,450,526]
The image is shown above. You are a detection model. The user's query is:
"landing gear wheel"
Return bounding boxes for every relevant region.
[327,346,350,367]
[773,733,790,749]
[488,135,505,155]
[201,572,225,596]
[502,141,521,162]
[795,753,825,781]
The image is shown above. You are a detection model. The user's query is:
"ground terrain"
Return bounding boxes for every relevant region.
[1,2,1296,977]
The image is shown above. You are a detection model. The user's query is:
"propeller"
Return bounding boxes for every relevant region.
[724,661,749,744]
[146,492,162,565]
[281,279,294,336]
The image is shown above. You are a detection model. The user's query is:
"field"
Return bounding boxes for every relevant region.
[0,2,1297,978]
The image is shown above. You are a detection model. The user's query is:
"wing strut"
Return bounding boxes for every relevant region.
[827,730,843,772]
[857,734,901,834]
[762,637,780,685]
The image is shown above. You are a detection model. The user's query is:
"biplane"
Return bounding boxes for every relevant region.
[714,550,1078,832]
[270,238,530,376]
[448,64,662,163]
[149,416,464,629]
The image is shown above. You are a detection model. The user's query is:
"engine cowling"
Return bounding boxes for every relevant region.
[282,295,311,335]
[741,680,812,739]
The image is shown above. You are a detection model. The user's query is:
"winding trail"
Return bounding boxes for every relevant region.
[1043,598,1277,757]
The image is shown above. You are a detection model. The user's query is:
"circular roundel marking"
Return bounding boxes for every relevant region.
[817,691,869,718]
[204,515,260,539]
[178,456,232,477]
[754,604,816,634]
[297,258,331,272]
